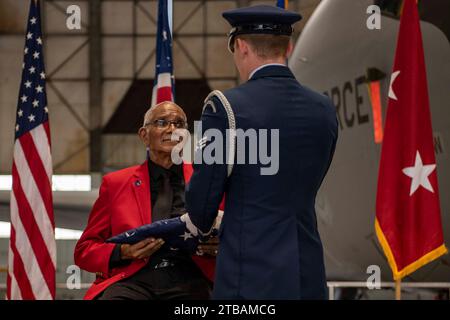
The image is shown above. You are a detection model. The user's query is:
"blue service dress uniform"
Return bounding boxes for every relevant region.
[186,64,338,299]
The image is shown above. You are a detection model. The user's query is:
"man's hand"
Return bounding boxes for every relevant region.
[198,236,219,257]
[120,237,165,260]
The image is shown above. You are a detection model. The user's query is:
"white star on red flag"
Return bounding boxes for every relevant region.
[402,151,436,196]
[388,70,400,101]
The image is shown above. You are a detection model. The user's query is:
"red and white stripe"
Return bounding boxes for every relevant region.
[7,122,56,300]
[151,72,174,106]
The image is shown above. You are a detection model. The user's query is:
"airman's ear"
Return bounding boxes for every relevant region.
[286,40,294,59]
[236,38,249,55]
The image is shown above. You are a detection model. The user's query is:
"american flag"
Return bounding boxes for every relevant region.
[107,216,200,254]
[151,0,174,106]
[276,0,288,9]
[7,0,56,300]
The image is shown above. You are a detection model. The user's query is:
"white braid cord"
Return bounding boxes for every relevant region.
[185,90,233,238]
[203,90,236,177]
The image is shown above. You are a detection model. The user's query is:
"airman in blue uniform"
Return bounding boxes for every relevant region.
[185,5,338,299]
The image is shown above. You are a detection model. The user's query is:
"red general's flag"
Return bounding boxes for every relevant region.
[375,0,447,280]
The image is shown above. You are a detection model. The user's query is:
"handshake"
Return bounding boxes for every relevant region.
[107,212,223,255]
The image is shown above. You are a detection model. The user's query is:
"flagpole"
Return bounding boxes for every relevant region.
[395,279,401,300]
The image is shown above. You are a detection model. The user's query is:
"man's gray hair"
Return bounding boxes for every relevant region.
[142,107,154,127]
[142,101,187,127]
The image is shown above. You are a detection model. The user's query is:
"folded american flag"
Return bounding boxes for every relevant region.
[106,213,222,254]
[107,215,198,253]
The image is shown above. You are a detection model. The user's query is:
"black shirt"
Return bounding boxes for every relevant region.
[109,160,191,268]
[148,160,186,218]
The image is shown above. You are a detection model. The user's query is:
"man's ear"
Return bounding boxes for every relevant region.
[235,38,248,56]
[138,127,149,146]
[286,40,294,59]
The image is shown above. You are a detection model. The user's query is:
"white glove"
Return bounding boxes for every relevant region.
[180,210,224,240]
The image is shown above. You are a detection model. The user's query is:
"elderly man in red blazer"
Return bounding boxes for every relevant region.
[74,102,217,300]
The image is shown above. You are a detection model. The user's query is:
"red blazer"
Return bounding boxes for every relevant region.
[74,161,216,300]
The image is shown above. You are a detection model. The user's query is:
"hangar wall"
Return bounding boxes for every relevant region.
[0,0,320,175]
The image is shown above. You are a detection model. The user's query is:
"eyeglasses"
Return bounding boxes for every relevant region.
[144,119,188,129]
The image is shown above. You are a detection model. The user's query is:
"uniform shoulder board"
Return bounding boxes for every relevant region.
[202,90,236,177]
